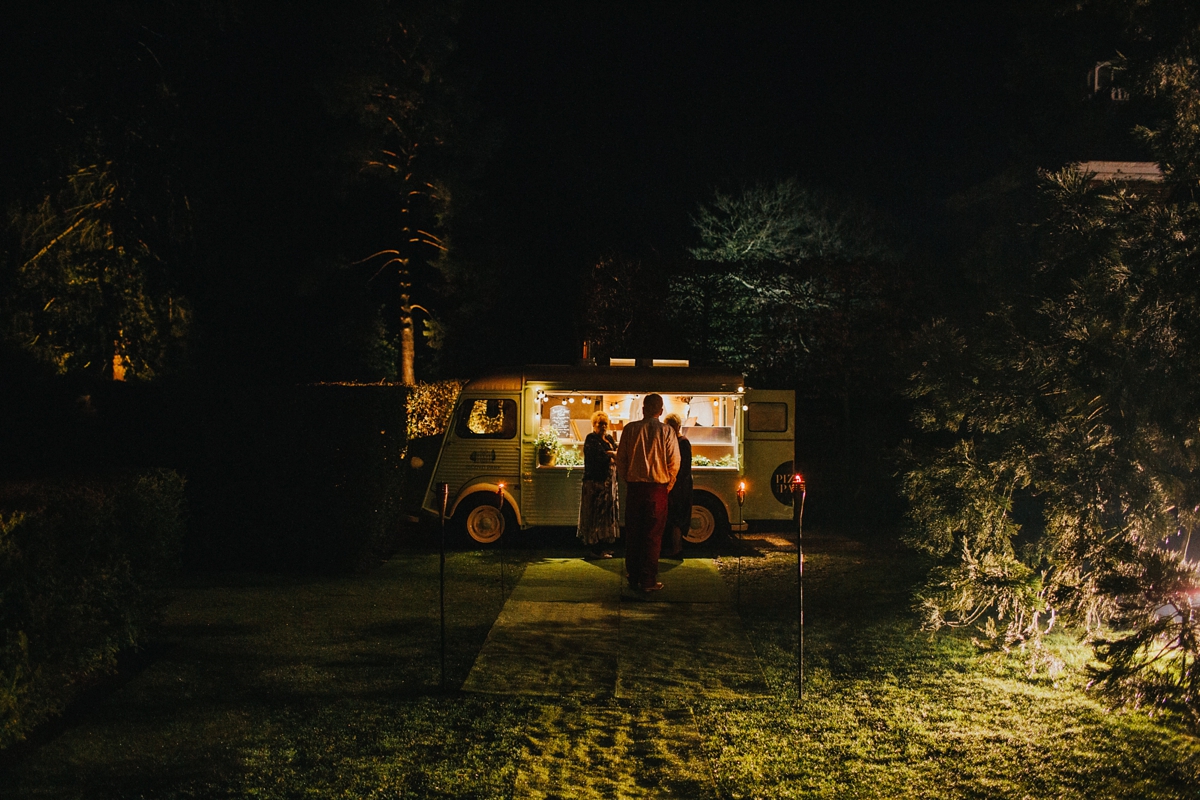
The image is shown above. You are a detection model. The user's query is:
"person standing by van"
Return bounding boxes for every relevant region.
[615,393,680,592]
[577,410,620,558]
[662,413,692,558]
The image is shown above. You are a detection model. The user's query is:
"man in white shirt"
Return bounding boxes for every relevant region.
[615,393,680,592]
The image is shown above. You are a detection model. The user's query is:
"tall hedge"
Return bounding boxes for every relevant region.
[0,470,184,750]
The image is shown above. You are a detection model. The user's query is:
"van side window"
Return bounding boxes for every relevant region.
[747,402,788,432]
[456,399,518,439]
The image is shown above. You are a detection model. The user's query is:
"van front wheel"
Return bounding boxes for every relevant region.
[684,494,730,545]
[456,494,512,545]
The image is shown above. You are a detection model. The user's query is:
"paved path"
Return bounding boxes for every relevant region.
[461,557,767,700]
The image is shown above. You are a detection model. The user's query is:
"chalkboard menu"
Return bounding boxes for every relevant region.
[549,405,572,438]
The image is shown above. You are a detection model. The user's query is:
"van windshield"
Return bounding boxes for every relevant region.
[456,399,518,439]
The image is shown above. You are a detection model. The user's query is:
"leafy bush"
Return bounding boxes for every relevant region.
[0,470,184,751]
[405,380,463,440]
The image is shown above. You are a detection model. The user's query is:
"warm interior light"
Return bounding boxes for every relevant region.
[568,397,574,403]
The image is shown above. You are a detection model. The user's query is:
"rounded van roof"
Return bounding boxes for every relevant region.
[463,365,746,394]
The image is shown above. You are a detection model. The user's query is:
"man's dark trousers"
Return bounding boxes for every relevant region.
[624,481,669,589]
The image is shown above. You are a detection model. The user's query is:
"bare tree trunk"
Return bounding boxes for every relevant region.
[399,286,416,387]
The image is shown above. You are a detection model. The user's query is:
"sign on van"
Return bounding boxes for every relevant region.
[770,461,797,506]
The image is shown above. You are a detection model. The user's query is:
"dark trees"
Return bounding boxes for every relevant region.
[904,0,1200,722]
[0,1,472,385]
[676,180,909,514]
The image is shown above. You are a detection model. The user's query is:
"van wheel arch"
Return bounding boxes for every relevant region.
[453,492,515,545]
[685,492,730,545]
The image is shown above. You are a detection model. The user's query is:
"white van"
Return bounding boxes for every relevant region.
[420,363,796,544]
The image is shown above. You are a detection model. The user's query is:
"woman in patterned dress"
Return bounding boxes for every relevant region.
[577,410,620,558]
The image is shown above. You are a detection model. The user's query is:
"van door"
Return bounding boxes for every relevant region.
[741,389,796,521]
[428,395,522,514]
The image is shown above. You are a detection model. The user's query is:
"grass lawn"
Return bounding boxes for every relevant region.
[3,530,1199,798]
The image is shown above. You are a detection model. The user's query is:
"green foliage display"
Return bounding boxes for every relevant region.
[904,12,1200,722]
[0,471,185,750]
[691,454,738,468]
[556,445,585,468]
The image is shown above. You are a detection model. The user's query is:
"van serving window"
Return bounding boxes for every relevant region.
[456,399,518,439]
[747,402,788,432]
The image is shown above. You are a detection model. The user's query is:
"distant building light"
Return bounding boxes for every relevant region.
[651,359,690,367]
[610,358,636,367]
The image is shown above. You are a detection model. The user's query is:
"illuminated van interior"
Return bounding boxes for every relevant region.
[536,393,740,468]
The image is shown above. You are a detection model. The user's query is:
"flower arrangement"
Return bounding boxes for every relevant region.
[534,428,561,465]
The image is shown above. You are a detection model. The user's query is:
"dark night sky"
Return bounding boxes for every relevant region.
[451,2,1030,362]
[0,1,1128,375]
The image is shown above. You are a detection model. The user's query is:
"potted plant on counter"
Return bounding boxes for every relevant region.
[534,428,560,467]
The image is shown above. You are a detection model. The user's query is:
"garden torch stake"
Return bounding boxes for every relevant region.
[497,483,506,606]
[794,474,806,701]
[439,483,449,692]
[736,480,747,611]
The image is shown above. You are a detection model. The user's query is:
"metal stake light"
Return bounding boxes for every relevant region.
[736,480,747,610]
[497,483,506,603]
[793,473,807,701]
[438,482,449,692]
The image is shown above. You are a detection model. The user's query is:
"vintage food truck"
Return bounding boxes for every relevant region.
[419,361,796,544]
